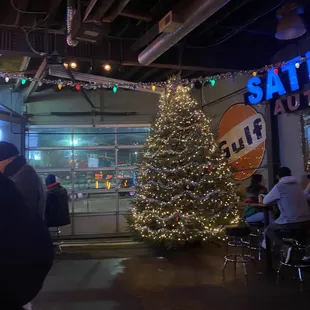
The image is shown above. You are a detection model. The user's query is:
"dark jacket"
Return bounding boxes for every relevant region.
[45,182,71,227]
[3,156,46,219]
[0,173,54,308]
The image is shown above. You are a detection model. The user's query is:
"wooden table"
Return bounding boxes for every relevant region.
[239,202,275,273]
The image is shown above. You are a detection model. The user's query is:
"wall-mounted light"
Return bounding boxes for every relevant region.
[63,63,69,69]
[103,64,111,72]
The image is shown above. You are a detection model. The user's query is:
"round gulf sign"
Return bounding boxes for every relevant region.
[218,104,266,181]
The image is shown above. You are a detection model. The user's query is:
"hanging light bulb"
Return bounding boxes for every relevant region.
[103,64,112,72]
[58,84,63,90]
[151,85,156,92]
[70,62,77,69]
[252,71,257,77]
[295,62,300,69]
[38,81,43,87]
[76,84,81,91]
[113,85,118,93]
[21,78,26,85]
[5,76,9,83]
[210,79,216,86]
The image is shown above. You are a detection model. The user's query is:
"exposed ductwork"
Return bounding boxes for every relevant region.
[138,0,231,65]
[67,0,78,47]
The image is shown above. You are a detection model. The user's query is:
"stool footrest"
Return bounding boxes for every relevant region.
[224,254,254,264]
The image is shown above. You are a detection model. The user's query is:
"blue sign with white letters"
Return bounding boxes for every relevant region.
[246,52,310,105]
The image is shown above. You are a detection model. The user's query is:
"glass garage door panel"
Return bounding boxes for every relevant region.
[38,171,73,190]
[26,128,73,148]
[74,150,115,169]
[27,150,73,169]
[73,128,115,147]
[117,127,150,145]
[74,170,117,190]
[73,192,117,213]
[118,149,146,166]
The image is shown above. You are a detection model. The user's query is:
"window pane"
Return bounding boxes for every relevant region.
[74,170,116,190]
[74,150,115,168]
[116,169,137,183]
[73,192,117,213]
[73,128,115,147]
[38,172,73,190]
[117,127,150,145]
[117,149,145,166]
[26,128,73,148]
[119,192,135,212]
[27,150,73,169]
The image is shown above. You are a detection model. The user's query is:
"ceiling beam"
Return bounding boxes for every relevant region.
[0,28,246,72]
[154,69,178,81]
[101,0,131,23]
[24,58,47,103]
[122,66,142,80]
[49,66,163,94]
[136,68,161,82]
[15,56,31,90]
[14,0,29,26]
[46,0,63,23]
[120,61,235,73]
[87,0,115,22]
[118,8,152,22]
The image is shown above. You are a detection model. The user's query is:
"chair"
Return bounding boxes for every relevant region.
[276,228,310,291]
[222,225,254,284]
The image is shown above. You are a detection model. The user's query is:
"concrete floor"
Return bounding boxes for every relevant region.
[34,243,310,310]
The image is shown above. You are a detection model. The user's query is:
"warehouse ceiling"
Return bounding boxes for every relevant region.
[0,0,309,99]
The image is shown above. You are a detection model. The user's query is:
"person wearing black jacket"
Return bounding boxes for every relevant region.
[45,174,71,228]
[0,142,46,219]
[0,173,54,309]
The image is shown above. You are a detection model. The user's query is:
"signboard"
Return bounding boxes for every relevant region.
[273,90,310,115]
[245,51,310,105]
[218,104,266,181]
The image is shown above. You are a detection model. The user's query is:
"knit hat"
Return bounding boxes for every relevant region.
[45,174,56,185]
[0,142,19,161]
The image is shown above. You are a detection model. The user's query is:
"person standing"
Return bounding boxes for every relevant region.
[45,174,71,228]
[0,173,54,309]
[0,141,46,219]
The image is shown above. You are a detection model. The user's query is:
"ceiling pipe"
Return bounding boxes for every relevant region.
[138,0,231,65]
[66,0,78,47]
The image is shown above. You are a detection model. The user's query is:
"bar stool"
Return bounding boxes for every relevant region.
[277,228,310,292]
[50,227,63,254]
[222,225,254,284]
[247,222,264,261]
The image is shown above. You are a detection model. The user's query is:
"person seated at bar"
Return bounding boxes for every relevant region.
[243,174,273,223]
[263,167,310,247]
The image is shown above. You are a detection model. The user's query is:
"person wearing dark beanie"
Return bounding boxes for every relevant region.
[45,174,70,228]
[0,141,46,219]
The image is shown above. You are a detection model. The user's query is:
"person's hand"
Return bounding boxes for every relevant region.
[258,194,265,204]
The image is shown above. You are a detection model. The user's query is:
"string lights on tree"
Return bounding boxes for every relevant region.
[129,77,240,248]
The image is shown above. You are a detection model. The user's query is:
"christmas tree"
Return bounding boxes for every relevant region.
[131,80,240,248]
